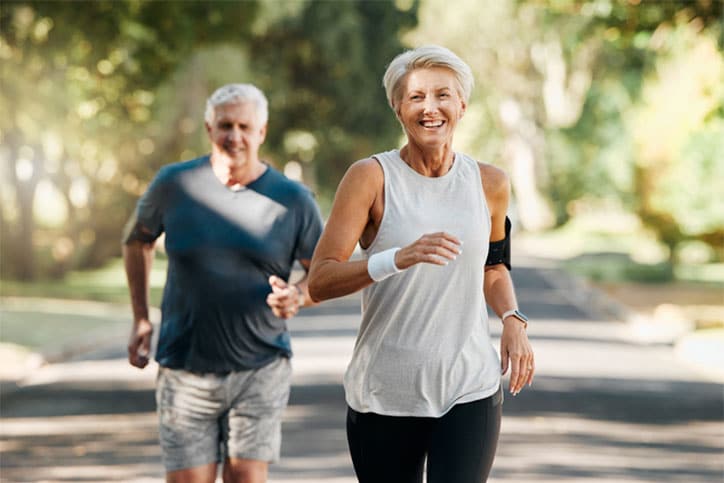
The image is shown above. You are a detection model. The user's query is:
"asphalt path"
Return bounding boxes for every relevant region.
[1,257,722,482]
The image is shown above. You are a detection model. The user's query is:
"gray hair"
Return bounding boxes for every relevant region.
[382,45,474,110]
[204,83,269,125]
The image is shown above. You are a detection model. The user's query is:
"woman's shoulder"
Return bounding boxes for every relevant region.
[467,157,510,199]
[346,156,384,181]
[333,157,385,204]
[477,161,507,182]
[455,153,508,186]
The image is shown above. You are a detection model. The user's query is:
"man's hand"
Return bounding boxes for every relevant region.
[500,318,534,395]
[128,318,153,369]
[267,275,303,319]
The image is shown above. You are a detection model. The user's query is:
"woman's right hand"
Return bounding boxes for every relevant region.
[395,232,462,269]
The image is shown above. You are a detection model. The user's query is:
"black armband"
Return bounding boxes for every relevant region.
[485,216,511,270]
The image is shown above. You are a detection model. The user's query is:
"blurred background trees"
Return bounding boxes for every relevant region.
[1,0,722,282]
[0,0,416,280]
[1,0,261,279]
[409,0,723,267]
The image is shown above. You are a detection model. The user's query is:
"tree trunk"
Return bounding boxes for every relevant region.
[4,141,42,281]
[499,99,555,232]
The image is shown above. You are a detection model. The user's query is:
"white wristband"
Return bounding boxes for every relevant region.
[367,247,403,282]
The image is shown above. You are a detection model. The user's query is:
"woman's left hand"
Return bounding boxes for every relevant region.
[500,318,534,395]
[267,275,303,319]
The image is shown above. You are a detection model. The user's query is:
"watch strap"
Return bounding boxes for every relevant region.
[501,308,528,328]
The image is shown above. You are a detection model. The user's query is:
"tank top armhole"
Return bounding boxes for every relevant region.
[361,153,391,254]
[470,157,492,231]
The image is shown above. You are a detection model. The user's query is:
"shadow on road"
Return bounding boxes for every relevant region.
[1,265,722,482]
[2,373,721,482]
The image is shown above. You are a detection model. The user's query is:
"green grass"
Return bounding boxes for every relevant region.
[559,248,724,286]
[0,257,160,351]
[1,309,126,351]
[0,257,167,305]
[675,263,724,285]
[2,217,722,356]
[518,213,724,286]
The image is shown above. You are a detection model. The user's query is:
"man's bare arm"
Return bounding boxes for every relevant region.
[123,240,155,368]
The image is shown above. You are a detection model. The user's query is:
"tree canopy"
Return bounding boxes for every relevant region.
[1,0,721,281]
[409,0,723,262]
[0,0,416,280]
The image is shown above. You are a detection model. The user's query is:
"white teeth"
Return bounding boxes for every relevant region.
[422,120,443,128]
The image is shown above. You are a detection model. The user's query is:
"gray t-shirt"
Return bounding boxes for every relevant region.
[124,155,323,372]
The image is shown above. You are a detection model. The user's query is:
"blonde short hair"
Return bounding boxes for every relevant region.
[382,45,474,110]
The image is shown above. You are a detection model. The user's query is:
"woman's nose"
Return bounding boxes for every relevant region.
[423,97,438,114]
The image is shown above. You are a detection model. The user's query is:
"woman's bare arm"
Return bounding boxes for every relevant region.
[480,163,535,395]
[308,159,382,302]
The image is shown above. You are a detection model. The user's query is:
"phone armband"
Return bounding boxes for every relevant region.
[485,216,511,271]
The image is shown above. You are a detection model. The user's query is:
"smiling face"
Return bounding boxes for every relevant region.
[205,101,267,169]
[395,67,466,150]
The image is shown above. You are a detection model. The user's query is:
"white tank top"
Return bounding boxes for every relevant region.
[344,149,501,417]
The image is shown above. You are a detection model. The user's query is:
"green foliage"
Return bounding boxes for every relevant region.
[407,0,723,261]
[626,21,724,259]
[1,0,418,281]
[4,0,721,283]
[677,123,724,238]
[1,0,259,279]
[249,0,418,198]
[535,0,724,258]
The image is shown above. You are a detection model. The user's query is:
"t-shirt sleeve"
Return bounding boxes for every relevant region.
[294,190,324,261]
[121,169,167,244]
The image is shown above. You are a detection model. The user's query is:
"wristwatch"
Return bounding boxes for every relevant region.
[501,308,528,329]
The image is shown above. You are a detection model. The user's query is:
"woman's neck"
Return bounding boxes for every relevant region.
[400,144,455,177]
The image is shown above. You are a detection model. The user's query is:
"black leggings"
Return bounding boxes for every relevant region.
[346,386,503,483]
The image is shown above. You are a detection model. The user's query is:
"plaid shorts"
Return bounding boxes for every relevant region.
[155,357,292,472]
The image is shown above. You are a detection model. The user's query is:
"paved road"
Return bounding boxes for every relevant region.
[1,258,722,482]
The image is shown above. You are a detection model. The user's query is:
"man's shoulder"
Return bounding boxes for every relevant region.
[161,154,209,173]
[262,165,316,202]
[157,155,209,179]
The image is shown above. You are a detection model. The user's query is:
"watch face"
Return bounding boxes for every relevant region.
[514,310,529,322]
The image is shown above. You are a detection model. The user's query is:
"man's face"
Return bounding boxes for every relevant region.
[206,101,267,168]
